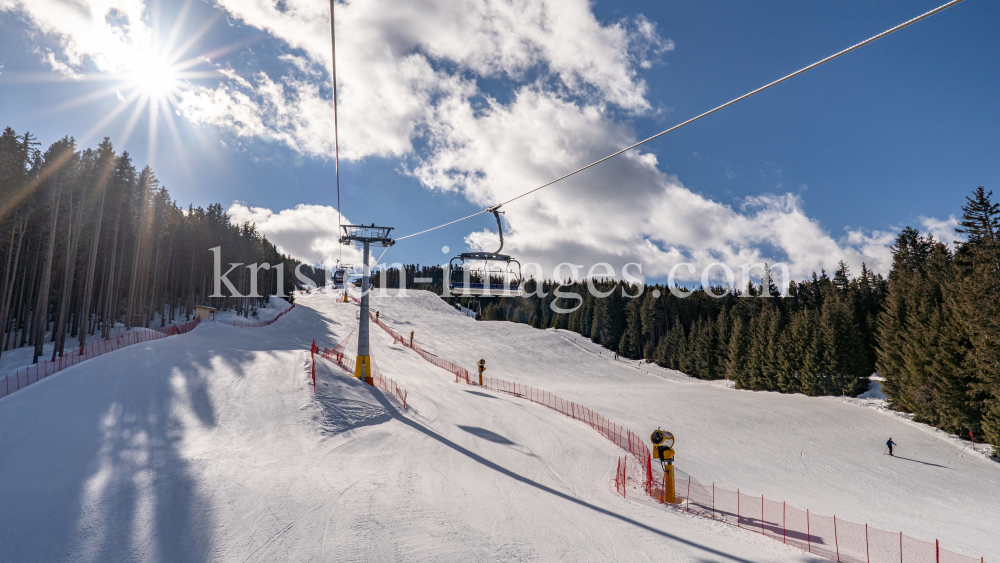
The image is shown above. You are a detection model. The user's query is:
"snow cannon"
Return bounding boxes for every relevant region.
[477,359,486,386]
[650,429,676,503]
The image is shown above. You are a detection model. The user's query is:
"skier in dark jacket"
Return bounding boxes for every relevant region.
[886,438,897,456]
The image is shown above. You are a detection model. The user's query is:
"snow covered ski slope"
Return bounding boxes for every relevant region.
[0,289,994,562]
[365,289,999,561]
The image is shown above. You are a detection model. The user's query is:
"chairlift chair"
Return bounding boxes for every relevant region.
[332,260,350,289]
[449,207,523,297]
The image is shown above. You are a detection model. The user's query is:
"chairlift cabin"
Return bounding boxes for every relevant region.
[449,207,523,297]
[332,261,349,288]
[332,262,364,288]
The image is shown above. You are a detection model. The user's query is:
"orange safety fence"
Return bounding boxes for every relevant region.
[219,304,295,328]
[472,374,655,495]
[370,314,473,386]
[363,311,987,562]
[311,328,408,410]
[681,476,984,562]
[1,318,201,400]
[615,457,627,498]
[370,317,986,563]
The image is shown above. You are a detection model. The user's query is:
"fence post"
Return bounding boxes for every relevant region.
[761,495,765,535]
[900,532,902,563]
[807,510,811,553]
[936,540,939,563]
[737,489,740,528]
[686,476,691,512]
[712,483,715,519]
[834,515,839,562]
[783,501,786,544]
[865,523,870,563]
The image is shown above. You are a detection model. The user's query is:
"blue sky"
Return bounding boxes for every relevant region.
[0,0,996,282]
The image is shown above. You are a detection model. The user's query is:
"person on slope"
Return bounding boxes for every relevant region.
[886,438,897,456]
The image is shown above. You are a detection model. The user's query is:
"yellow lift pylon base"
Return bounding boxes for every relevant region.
[354,355,372,385]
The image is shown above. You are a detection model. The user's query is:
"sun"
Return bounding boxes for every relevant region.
[22,2,242,162]
[129,53,180,98]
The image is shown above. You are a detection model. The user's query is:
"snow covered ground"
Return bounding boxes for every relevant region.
[367,289,1000,561]
[0,324,174,379]
[214,296,293,325]
[0,289,994,561]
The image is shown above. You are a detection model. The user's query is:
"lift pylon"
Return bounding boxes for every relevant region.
[340,224,394,384]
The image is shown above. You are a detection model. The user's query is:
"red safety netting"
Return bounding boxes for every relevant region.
[465,374,655,495]
[370,313,473,383]
[868,527,904,563]
[762,497,785,543]
[1,318,200,400]
[681,476,984,563]
[615,457,627,498]
[312,328,408,410]
[370,357,408,410]
[220,304,295,328]
[361,318,987,563]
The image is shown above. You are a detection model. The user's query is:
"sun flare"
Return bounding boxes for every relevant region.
[129,54,180,98]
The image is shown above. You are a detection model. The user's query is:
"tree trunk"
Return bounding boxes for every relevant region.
[125,193,146,330]
[145,233,162,327]
[53,180,83,359]
[0,219,25,358]
[34,185,61,363]
[102,198,122,339]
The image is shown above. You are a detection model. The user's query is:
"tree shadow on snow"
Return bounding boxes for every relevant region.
[0,303,346,562]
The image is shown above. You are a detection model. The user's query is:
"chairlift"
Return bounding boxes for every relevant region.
[332,260,350,289]
[449,206,522,297]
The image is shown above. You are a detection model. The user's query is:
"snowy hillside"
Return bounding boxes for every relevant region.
[367,289,1000,560]
[0,289,995,562]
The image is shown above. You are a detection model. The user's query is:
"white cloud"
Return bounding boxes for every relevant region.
[920,215,961,248]
[412,86,898,282]
[1,0,153,73]
[5,0,938,282]
[227,202,364,268]
[181,0,905,282]
[178,0,663,160]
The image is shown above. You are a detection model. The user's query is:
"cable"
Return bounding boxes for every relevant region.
[329,0,343,261]
[395,0,966,241]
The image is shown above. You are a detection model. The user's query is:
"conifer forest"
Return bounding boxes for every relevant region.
[379,188,1000,449]
[0,127,304,366]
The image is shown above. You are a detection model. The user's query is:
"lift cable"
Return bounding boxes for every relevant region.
[329,0,343,261]
[394,0,966,242]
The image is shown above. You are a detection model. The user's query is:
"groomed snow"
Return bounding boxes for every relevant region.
[365,288,1000,561]
[0,289,993,561]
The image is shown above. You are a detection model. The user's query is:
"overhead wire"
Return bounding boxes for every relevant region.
[329,0,343,262]
[394,0,966,241]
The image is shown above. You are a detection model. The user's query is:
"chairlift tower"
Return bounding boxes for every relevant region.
[340,224,394,383]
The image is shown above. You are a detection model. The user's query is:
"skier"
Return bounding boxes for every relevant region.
[886,438,897,456]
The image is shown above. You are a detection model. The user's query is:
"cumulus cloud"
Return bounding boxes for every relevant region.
[178,0,905,282]
[6,0,951,282]
[227,202,364,267]
[179,0,662,160]
[0,0,153,74]
[920,215,961,248]
[413,86,897,282]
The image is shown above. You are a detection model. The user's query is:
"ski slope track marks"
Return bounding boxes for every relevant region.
[0,289,994,561]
